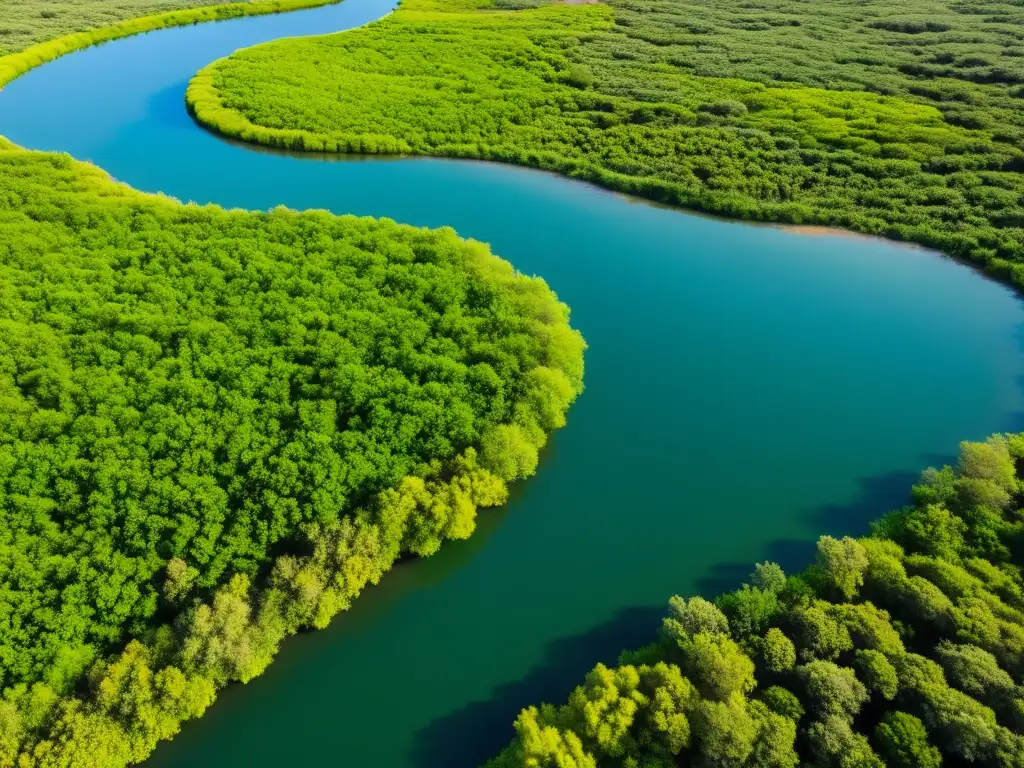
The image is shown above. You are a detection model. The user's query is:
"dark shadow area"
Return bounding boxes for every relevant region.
[1003,371,1024,434]
[410,604,663,768]
[803,469,920,537]
[1004,409,1024,434]
[695,468,921,596]
[693,559,755,598]
[411,464,944,768]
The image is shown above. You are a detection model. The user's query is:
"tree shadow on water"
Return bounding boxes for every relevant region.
[410,465,949,768]
[804,468,922,536]
[409,605,663,768]
[696,468,924,597]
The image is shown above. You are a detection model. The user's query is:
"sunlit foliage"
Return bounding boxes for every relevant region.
[487,435,1024,767]
[0,0,344,89]
[191,0,1024,273]
[0,0,347,56]
[0,139,583,766]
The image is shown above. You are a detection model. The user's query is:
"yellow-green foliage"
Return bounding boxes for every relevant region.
[487,436,1024,768]
[0,0,343,88]
[0,139,583,766]
[189,0,1024,273]
[187,1,612,154]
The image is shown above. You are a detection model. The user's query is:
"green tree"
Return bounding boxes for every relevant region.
[666,596,730,639]
[797,661,868,721]
[877,504,967,562]
[162,558,199,606]
[934,641,1016,716]
[854,650,898,701]
[873,712,941,768]
[760,629,796,674]
[807,715,884,768]
[690,694,757,767]
[758,686,804,722]
[564,664,640,758]
[502,706,596,768]
[751,562,786,594]
[479,424,540,482]
[718,586,779,637]
[636,663,695,758]
[959,437,1016,492]
[747,700,799,768]
[828,602,904,657]
[791,603,853,662]
[681,634,756,703]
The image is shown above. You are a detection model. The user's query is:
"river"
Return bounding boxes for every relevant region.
[1,2,1024,765]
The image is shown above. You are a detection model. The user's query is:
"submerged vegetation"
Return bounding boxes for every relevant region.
[486,435,1024,767]
[0,137,583,766]
[190,0,1024,278]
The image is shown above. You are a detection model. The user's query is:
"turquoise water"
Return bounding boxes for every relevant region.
[3,4,1024,766]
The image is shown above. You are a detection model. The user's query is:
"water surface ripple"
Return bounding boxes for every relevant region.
[2,4,1024,766]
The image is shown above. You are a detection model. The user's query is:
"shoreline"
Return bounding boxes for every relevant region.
[0,0,347,92]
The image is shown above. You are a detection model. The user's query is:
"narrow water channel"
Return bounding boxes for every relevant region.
[2,4,1024,765]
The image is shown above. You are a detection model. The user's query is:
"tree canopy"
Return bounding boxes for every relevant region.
[486,435,1024,767]
[0,139,584,767]
[189,0,1024,279]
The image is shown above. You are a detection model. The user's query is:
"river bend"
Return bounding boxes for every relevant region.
[1,3,1023,765]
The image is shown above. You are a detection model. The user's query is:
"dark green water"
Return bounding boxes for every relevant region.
[2,4,1024,765]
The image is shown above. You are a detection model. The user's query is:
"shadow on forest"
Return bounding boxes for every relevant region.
[410,462,946,768]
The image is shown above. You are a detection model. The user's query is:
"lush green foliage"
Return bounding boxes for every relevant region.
[190,0,1024,276]
[0,0,241,55]
[0,138,583,767]
[485,434,1024,767]
[0,0,344,88]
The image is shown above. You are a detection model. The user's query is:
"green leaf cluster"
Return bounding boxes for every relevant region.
[190,0,1024,275]
[0,140,584,766]
[487,435,1024,767]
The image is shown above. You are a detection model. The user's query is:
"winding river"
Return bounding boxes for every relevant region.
[3,2,1024,765]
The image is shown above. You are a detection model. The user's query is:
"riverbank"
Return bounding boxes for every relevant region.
[185,0,1024,287]
[0,133,584,768]
[0,1,588,763]
[0,0,349,91]
[486,434,1024,768]
[3,1,1024,767]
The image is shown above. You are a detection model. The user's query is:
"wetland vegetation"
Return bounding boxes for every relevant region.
[0,0,348,89]
[185,0,1024,762]
[487,436,1024,768]
[0,0,244,55]
[189,0,1024,277]
[0,135,582,766]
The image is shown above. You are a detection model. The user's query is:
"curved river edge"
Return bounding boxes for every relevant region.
[6,1,1024,768]
[0,0,350,91]
[180,4,1023,296]
[0,0,1003,293]
[0,4,590,767]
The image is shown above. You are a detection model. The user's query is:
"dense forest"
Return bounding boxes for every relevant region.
[0,137,583,766]
[189,0,1024,277]
[485,434,1024,767]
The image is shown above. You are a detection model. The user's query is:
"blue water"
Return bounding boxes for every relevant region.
[2,3,1024,766]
